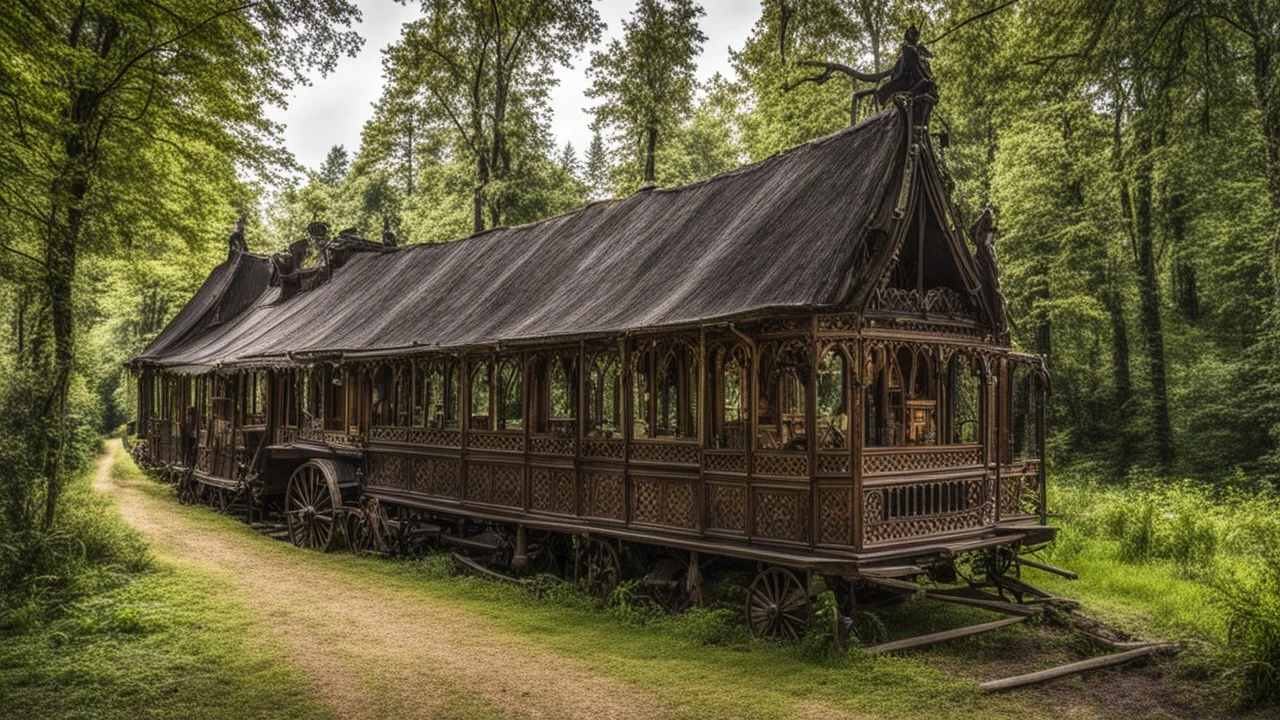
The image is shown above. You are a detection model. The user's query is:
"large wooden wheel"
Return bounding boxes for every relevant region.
[347,497,392,556]
[579,536,620,598]
[285,460,355,552]
[746,566,811,641]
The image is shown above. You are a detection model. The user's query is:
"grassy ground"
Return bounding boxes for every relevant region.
[0,452,325,720]
[3,443,1271,719]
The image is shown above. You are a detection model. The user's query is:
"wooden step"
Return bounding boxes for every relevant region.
[864,616,1026,655]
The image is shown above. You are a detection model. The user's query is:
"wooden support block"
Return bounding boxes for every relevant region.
[980,644,1180,692]
[864,616,1026,655]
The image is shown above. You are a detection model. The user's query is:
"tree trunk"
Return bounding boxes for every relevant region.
[644,126,657,185]
[1131,129,1174,468]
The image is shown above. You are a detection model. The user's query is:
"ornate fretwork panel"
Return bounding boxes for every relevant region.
[529,436,576,456]
[465,462,522,507]
[707,483,746,532]
[634,478,661,524]
[468,432,524,453]
[630,441,699,466]
[862,475,989,545]
[365,452,407,488]
[582,439,623,459]
[817,487,853,545]
[703,450,746,474]
[999,462,1043,519]
[862,445,983,475]
[815,453,850,476]
[665,481,695,529]
[406,428,462,447]
[195,446,212,473]
[817,313,860,334]
[871,286,976,318]
[753,452,809,478]
[369,426,409,443]
[752,489,809,543]
[586,472,624,520]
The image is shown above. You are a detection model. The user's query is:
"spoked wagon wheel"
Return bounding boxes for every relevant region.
[579,536,621,598]
[285,460,357,552]
[746,566,811,641]
[209,486,231,514]
[177,473,199,505]
[347,497,392,555]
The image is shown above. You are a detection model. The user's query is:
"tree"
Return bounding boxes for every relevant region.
[584,131,611,200]
[383,0,602,233]
[586,0,707,186]
[0,0,360,532]
[318,145,351,186]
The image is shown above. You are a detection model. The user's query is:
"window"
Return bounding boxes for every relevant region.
[710,344,747,449]
[324,365,345,430]
[816,349,848,450]
[416,359,459,429]
[534,355,576,435]
[371,364,393,426]
[586,352,621,438]
[949,355,981,444]
[756,346,810,451]
[496,357,523,431]
[469,358,492,430]
[1009,362,1040,460]
[393,362,413,426]
[865,346,938,446]
[633,341,698,440]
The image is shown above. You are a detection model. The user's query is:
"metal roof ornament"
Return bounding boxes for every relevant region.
[227,216,247,256]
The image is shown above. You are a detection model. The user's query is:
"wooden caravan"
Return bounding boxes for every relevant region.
[129,98,1053,639]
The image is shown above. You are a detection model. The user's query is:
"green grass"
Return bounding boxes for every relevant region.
[0,451,328,720]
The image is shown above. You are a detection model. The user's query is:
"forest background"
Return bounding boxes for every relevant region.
[4,0,1280,708]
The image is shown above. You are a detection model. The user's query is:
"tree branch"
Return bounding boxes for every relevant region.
[784,61,890,93]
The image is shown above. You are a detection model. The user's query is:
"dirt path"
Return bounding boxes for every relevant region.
[94,442,668,720]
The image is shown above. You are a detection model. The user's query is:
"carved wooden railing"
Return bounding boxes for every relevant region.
[862,444,983,476]
[861,472,990,546]
[999,459,1043,521]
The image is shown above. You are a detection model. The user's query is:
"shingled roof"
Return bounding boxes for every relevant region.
[134,108,907,371]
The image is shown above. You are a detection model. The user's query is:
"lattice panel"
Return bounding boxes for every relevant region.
[469,432,524,452]
[708,484,746,532]
[753,452,809,477]
[365,453,407,488]
[465,463,522,507]
[818,487,852,545]
[587,472,624,520]
[704,451,746,474]
[279,427,298,444]
[634,479,662,524]
[410,457,460,497]
[530,436,576,455]
[582,439,623,459]
[665,481,696,529]
[406,428,462,447]
[753,490,808,542]
[999,468,1042,518]
[531,469,553,511]
[815,453,850,476]
[862,476,989,545]
[862,446,983,475]
[298,426,325,442]
[630,441,699,465]
[369,426,409,442]
[555,471,576,515]
[195,447,212,473]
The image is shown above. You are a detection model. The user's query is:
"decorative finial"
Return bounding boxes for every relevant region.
[228,216,247,255]
[381,216,397,247]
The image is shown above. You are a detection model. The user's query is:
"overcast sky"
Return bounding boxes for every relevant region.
[265,0,760,173]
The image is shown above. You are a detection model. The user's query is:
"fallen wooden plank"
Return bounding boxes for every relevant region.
[996,575,1054,599]
[1017,556,1078,580]
[980,643,1180,692]
[451,552,528,585]
[922,590,1041,617]
[864,617,1026,655]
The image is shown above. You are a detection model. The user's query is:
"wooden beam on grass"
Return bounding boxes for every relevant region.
[980,643,1181,692]
[864,616,1026,655]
